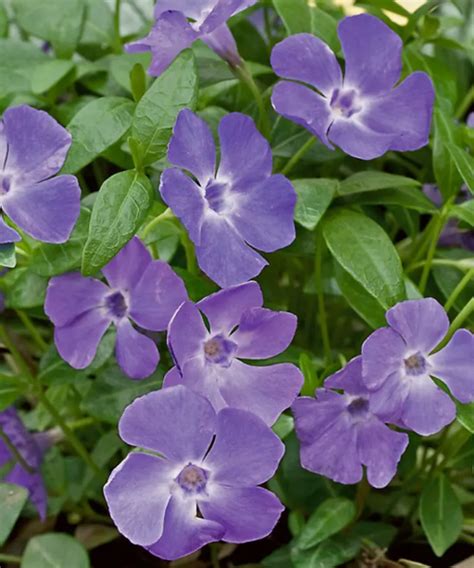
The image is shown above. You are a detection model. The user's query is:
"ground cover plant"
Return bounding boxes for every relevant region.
[0,0,473,566]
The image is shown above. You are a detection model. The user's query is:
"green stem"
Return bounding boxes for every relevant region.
[418,210,449,294]
[0,554,22,564]
[406,258,468,274]
[436,298,474,350]
[0,427,35,474]
[355,477,371,519]
[280,137,316,177]
[181,231,198,275]
[16,311,48,351]
[0,325,102,478]
[455,85,474,120]
[444,268,474,312]
[315,232,331,364]
[233,63,270,138]
[141,208,174,239]
[210,543,220,568]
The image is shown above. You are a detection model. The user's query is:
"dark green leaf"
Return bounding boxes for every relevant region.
[0,3,8,37]
[338,171,420,196]
[273,0,311,34]
[0,483,28,546]
[132,50,198,165]
[21,533,90,568]
[62,97,135,174]
[82,170,154,275]
[293,179,338,231]
[419,474,463,557]
[433,108,463,200]
[292,534,360,568]
[0,374,26,411]
[445,143,474,194]
[323,209,405,309]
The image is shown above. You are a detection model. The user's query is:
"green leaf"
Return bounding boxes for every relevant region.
[0,374,26,411]
[30,207,91,277]
[109,53,150,96]
[6,269,47,309]
[272,414,294,440]
[12,0,86,59]
[343,186,437,213]
[62,97,135,174]
[80,0,115,47]
[433,108,463,200]
[0,39,48,96]
[457,401,474,433]
[299,352,320,396]
[0,483,28,547]
[0,243,17,268]
[323,209,405,309]
[451,200,474,227]
[21,533,90,568]
[445,143,474,194]
[273,0,311,34]
[292,534,360,568]
[310,8,339,52]
[293,179,338,231]
[338,171,420,196]
[31,60,75,95]
[132,49,198,165]
[82,170,154,275]
[419,474,463,557]
[0,2,8,37]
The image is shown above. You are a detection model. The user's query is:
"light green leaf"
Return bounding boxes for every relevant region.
[338,171,420,196]
[80,0,115,47]
[0,483,29,547]
[6,269,47,309]
[273,0,311,34]
[62,97,135,174]
[12,0,86,59]
[0,39,48,96]
[419,474,463,557]
[21,533,90,568]
[82,170,154,275]
[446,143,474,194]
[293,179,338,231]
[132,49,198,165]
[31,60,75,95]
[323,209,405,309]
[310,8,339,52]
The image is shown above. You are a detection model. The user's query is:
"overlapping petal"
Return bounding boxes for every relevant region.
[102,237,152,291]
[115,320,159,380]
[167,301,208,366]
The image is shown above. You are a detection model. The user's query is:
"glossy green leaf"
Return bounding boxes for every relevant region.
[31,60,75,95]
[62,97,135,174]
[338,171,420,196]
[12,0,86,59]
[132,50,198,165]
[446,143,474,194]
[0,483,29,546]
[293,179,338,231]
[419,474,463,557]
[21,533,90,568]
[323,209,405,309]
[82,170,154,275]
[0,243,16,269]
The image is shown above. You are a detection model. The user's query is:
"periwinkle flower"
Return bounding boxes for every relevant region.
[0,105,80,244]
[45,237,187,380]
[292,357,409,488]
[0,408,48,519]
[362,298,474,436]
[104,386,284,560]
[271,14,435,160]
[164,282,303,425]
[126,0,258,76]
[160,110,296,287]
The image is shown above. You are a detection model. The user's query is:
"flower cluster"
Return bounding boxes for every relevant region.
[293,299,474,487]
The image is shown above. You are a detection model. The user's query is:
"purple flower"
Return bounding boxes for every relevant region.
[292,357,409,488]
[164,282,303,425]
[126,0,258,76]
[362,298,474,436]
[0,408,48,520]
[160,110,296,287]
[0,105,80,244]
[271,14,435,160]
[45,237,187,380]
[104,385,284,560]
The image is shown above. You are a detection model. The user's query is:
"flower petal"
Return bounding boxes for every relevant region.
[217,113,272,184]
[168,109,216,186]
[338,14,402,96]
[54,309,111,369]
[272,81,333,148]
[102,237,152,291]
[167,301,208,367]
[180,357,229,412]
[196,215,267,288]
[386,298,449,354]
[160,168,206,245]
[362,327,407,390]
[201,0,258,34]
[3,175,80,244]
[356,418,409,488]
[324,356,368,395]
[115,319,159,380]
[363,72,435,152]
[197,282,263,334]
[430,330,474,404]
[146,495,224,561]
[45,273,110,327]
[202,23,241,67]
[233,307,297,359]
[204,408,284,485]
[219,360,303,426]
[328,118,394,160]
[129,261,188,331]
[104,452,175,546]
[163,366,182,388]
[200,486,283,543]
[118,386,216,461]
[230,174,296,253]
[154,0,213,20]
[0,216,20,244]
[271,33,342,97]
[3,105,72,182]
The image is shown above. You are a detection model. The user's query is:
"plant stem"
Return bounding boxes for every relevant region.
[16,311,48,351]
[455,84,474,120]
[355,477,370,519]
[281,137,316,177]
[315,232,331,364]
[233,63,270,138]
[444,268,474,312]
[0,427,35,473]
[141,208,174,239]
[436,298,474,350]
[0,554,22,564]
[418,209,449,294]
[113,0,123,53]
